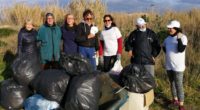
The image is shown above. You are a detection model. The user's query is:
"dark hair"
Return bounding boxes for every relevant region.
[174,27,182,33]
[103,14,116,27]
[44,12,56,25]
[83,9,94,18]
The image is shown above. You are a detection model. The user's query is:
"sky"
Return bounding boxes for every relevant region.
[0,0,200,12]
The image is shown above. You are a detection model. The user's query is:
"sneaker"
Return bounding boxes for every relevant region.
[179,106,185,110]
[172,99,179,106]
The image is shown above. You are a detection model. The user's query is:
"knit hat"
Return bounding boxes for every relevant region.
[46,13,54,19]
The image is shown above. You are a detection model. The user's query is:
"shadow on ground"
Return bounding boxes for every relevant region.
[2,50,16,79]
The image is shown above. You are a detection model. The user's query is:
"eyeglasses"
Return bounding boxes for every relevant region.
[86,17,93,21]
[104,19,111,22]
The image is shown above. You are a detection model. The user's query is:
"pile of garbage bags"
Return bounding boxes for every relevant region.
[0,54,101,110]
[0,52,156,110]
[120,64,156,93]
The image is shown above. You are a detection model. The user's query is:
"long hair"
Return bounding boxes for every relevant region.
[64,13,76,26]
[103,14,116,27]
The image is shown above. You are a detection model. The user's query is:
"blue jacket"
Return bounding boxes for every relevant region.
[61,24,78,54]
[37,24,62,64]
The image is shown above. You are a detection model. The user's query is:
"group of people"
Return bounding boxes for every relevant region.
[17,8,187,110]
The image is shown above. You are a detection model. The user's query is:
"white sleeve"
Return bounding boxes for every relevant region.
[114,27,122,39]
[181,35,188,45]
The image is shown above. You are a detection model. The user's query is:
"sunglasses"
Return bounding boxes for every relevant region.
[86,17,93,21]
[104,19,111,22]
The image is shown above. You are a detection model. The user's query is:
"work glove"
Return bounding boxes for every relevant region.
[117,54,121,60]
[99,56,104,65]
[90,26,99,35]
[177,32,183,39]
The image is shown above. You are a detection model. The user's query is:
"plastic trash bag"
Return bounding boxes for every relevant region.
[60,53,93,76]
[24,94,59,110]
[31,69,70,103]
[64,74,101,110]
[120,64,156,93]
[109,60,123,75]
[12,53,41,86]
[0,79,31,110]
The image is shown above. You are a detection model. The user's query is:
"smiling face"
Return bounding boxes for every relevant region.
[168,28,177,35]
[25,22,33,31]
[84,14,93,26]
[47,16,54,26]
[66,14,75,27]
[104,16,112,28]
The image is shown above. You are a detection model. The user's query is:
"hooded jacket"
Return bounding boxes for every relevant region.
[75,22,99,51]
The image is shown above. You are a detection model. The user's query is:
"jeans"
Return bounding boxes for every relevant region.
[167,70,184,101]
[144,65,155,77]
[79,46,96,70]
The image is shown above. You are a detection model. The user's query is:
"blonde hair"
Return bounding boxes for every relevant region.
[23,19,34,28]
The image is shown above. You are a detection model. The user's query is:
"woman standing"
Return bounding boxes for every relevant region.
[61,14,78,55]
[17,19,38,56]
[163,20,187,110]
[37,13,62,69]
[99,14,123,72]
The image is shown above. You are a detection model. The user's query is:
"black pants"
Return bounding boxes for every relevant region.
[103,55,117,72]
[42,61,60,70]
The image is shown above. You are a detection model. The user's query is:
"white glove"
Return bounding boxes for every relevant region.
[90,26,99,35]
[177,32,183,39]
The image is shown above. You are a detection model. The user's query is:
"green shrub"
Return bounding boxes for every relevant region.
[0,28,17,37]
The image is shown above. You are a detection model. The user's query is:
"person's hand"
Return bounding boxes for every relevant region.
[177,32,183,39]
[117,54,121,60]
[99,56,104,64]
[152,57,155,62]
[128,51,133,58]
[88,33,95,39]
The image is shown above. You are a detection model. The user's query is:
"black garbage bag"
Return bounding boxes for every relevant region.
[0,79,31,110]
[60,53,93,76]
[31,69,70,103]
[64,73,101,110]
[120,64,156,93]
[12,53,41,86]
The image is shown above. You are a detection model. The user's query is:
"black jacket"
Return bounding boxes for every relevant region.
[18,28,38,56]
[125,28,161,65]
[75,22,99,51]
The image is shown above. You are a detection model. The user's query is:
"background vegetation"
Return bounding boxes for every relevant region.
[0,0,199,110]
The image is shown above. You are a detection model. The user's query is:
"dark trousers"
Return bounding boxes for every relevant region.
[104,55,117,72]
[42,61,60,70]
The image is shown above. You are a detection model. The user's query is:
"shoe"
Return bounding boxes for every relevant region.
[179,106,185,110]
[172,99,179,106]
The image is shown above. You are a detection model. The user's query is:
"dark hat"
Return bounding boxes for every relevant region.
[46,12,54,18]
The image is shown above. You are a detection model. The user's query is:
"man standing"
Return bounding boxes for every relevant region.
[125,17,161,76]
[37,13,62,69]
[75,9,99,70]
